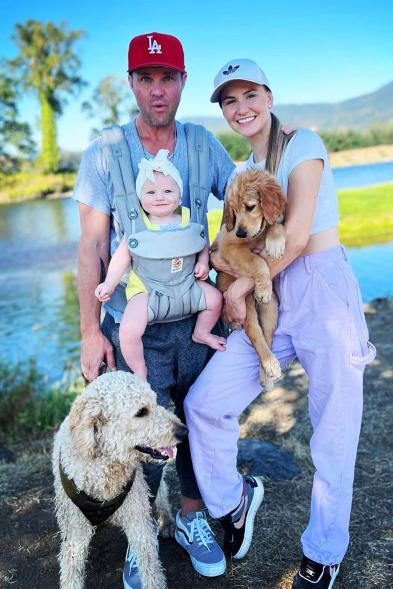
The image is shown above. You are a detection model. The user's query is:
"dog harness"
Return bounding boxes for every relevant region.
[100,124,210,322]
[59,462,136,526]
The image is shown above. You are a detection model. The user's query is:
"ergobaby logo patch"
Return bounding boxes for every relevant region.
[223,65,239,76]
[171,257,183,273]
[147,35,162,54]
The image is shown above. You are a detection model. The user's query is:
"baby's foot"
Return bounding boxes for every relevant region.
[192,331,227,351]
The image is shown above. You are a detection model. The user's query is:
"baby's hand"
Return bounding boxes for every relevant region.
[95,282,114,302]
[194,262,209,280]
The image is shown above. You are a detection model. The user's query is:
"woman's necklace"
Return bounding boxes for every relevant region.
[135,120,177,159]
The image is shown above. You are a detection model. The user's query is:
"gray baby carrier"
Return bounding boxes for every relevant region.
[101,124,210,324]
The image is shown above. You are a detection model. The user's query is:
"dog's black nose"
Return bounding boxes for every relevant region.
[236,227,247,238]
[175,425,188,441]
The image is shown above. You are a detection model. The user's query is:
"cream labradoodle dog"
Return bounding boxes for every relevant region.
[53,370,187,589]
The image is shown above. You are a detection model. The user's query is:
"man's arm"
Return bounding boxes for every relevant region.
[77,203,116,381]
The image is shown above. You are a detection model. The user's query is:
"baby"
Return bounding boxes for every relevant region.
[95,150,226,379]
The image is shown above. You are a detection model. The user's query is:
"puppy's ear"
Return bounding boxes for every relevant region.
[259,174,286,225]
[68,395,107,459]
[223,180,237,231]
[223,201,235,231]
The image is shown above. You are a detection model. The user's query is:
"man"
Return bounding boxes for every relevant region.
[73,32,235,588]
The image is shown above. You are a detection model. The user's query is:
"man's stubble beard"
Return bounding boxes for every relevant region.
[138,100,180,129]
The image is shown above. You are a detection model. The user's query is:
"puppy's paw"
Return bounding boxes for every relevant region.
[229,321,242,331]
[259,368,274,391]
[265,354,281,379]
[259,354,281,390]
[266,236,285,260]
[254,283,272,304]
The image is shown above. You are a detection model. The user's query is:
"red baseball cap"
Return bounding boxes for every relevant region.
[128,32,186,73]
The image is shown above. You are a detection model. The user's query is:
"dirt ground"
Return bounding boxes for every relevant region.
[1,298,392,589]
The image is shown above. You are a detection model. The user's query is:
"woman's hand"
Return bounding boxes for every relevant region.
[210,247,240,276]
[224,276,255,323]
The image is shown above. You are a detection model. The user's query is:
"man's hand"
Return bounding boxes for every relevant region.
[194,262,209,280]
[81,330,116,382]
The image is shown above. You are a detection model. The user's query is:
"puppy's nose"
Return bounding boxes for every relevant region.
[175,424,188,441]
[236,227,247,238]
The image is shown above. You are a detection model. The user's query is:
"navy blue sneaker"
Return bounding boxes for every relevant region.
[292,555,340,588]
[219,475,264,559]
[175,510,226,577]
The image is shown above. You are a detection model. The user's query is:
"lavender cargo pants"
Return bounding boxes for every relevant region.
[184,245,376,565]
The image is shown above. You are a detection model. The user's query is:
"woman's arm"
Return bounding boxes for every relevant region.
[266,159,322,278]
[224,159,323,322]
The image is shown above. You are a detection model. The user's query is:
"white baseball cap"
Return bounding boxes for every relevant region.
[210,58,271,103]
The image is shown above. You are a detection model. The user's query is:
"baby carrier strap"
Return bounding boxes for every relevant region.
[100,126,145,235]
[184,123,210,228]
[101,123,210,237]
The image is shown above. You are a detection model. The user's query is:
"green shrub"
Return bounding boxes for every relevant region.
[216,132,251,161]
[0,171,76,203]
[0,361,83,441]
[320,121,393,152]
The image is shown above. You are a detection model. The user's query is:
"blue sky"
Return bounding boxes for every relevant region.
[2,0,392,151]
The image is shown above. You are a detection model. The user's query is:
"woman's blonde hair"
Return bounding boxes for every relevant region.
[265,113,295,176]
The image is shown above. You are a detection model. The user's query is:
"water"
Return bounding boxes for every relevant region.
[1,160,392,383]
[332,160,393,189]
[0,198,80,383]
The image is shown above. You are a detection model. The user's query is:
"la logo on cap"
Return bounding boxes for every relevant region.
[147,34,162,54]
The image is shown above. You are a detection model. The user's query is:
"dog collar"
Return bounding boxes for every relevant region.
[59,461,136,526]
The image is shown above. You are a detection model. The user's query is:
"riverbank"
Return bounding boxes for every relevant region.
[329,144,393,168]
[1,143,393,205]
[0,171,75,204]
[207,181,393,247]
[1,297,391,588]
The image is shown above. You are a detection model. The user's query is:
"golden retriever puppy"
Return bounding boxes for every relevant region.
[212,168,286,390]
[53,371,187,589]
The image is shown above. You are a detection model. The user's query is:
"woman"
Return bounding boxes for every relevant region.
[184,58,376,589]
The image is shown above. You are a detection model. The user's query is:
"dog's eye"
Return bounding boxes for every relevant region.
[245,204,256,212]
[135,407,149,418]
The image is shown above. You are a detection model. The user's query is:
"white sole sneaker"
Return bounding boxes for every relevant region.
[233,476,264,559]
[175,529,226,577]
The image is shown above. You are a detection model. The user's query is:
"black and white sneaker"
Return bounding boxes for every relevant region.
[292,555,340,588]
[219,475,264,559]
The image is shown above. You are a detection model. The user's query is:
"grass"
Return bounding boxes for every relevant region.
[1,300,391,587]
[0,171,75,204]
[0,361,84,442]
[207,181,393,248]
[338,182,393,246]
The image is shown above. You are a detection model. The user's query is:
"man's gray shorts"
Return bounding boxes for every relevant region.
[102,312,224,500]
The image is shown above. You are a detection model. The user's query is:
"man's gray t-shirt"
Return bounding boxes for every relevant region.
[73,119,234,320]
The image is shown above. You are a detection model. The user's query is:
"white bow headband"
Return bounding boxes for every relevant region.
[135,149,183,199]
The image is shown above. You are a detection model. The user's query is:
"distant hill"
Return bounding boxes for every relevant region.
[183,81,393,133]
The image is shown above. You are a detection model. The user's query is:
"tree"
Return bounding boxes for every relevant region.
[217,132,251,161]
[0,70,36,172]
[82,75,138,136]
[8,20,85,173]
